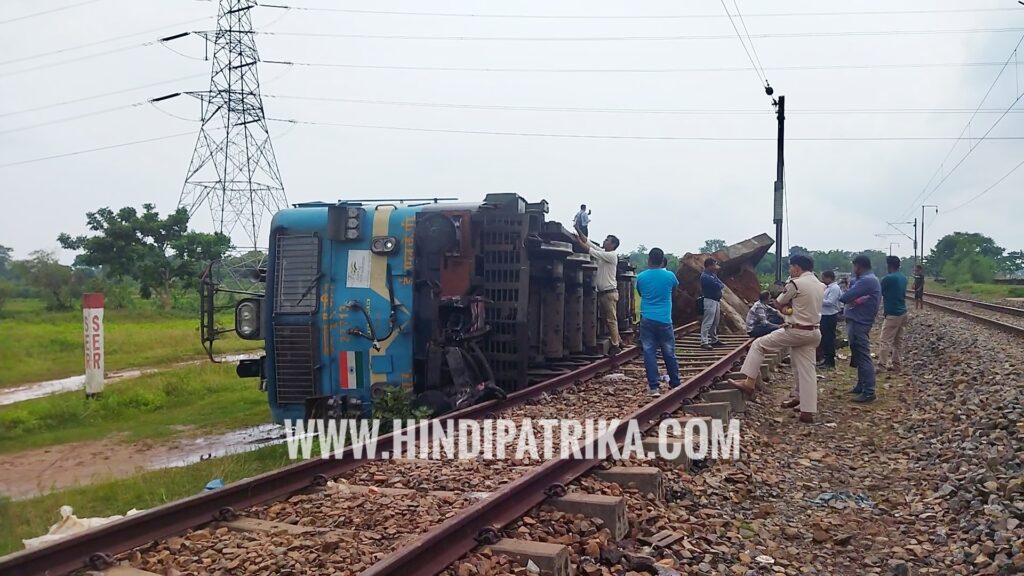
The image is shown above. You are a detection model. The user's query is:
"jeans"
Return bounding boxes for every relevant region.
[640,318,681,390]
[700,299,721,345]
[820,314,838,366]
[847,321,876,397]
[747,324,781,339]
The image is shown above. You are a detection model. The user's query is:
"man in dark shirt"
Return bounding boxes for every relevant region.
[912,264,925,310]
[879,256,909,373]
[700,258,726,350]
[840,255,882,403]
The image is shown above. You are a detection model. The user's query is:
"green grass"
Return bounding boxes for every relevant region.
[0,299,257,388]
[928,282,1024,301]
[0,362,270,454]
[0,444,294,557]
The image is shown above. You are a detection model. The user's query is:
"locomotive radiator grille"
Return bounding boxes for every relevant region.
[273,324,317,404]
[272,234,321,404]
[273,233,320,314]
[481,217,530,391]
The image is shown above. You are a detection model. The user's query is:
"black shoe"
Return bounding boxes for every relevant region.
[701,344,713,350]
[848,387,863,394]
[607,345,621,357]
[711,341,726,348]
[851,394,876,403]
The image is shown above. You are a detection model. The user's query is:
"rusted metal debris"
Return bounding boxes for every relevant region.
[672,234,774,333]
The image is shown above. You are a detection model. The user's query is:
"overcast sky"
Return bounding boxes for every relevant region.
[1,0,1022,262]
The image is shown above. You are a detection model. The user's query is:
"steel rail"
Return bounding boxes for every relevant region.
[0,323,700,576]
[362,338,751,576]
[920,290,1024,318]
[921,298,1024,336]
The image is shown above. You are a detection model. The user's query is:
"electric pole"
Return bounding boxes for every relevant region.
[177,0,287,249]
[773,95,785,284]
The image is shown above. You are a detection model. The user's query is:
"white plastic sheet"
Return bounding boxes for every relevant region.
[22,505,142,550]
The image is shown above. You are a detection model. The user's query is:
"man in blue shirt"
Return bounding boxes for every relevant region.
[818,270,843,369]
[878,256,909,373]
[573,204,591,237]
[839,255,882,402]
[636,248,681,396]
[700,258,726,350]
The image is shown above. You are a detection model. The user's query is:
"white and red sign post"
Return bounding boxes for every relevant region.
[83,293,105,398]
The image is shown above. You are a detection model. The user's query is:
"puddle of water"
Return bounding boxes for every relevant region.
[0,353,259,407]
[144,423,287,470]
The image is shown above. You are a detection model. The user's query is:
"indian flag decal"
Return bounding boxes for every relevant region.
[339,351,367,389]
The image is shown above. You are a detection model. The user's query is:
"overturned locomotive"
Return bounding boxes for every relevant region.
[203,194,636,423]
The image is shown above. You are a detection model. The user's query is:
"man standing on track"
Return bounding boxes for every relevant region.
[636,248,681,397]
[818,270,842,369]
[734,254,824,423]
[878,256,909,373]
[575,229,622,355]
[840,255,882,403]
[700,258,726,350]
[912,264,925,310]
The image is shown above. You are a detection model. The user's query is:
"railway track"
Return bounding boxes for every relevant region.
[918,291,1024,336]
[0,324,756,576]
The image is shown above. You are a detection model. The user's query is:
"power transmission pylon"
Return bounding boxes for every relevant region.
[178,0,286,249]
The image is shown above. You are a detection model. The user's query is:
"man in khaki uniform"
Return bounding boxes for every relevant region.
[735,254,824,423]
[575,229,622,355]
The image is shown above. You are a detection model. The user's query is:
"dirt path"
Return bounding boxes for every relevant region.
[0,424,285,500]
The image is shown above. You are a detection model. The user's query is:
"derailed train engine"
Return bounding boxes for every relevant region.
[203,193,636,423]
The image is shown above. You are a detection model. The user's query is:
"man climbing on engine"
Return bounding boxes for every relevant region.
[574,227,622,355]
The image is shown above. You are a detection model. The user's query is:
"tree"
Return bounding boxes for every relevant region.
[1000,250,1024,277]
[0,244,12,279]
[755,252,775,275]
[699,239,727,254]
[943,255,996,285]
[58,204,232,310]
[927,232,1004,276]
[11,250,84,310]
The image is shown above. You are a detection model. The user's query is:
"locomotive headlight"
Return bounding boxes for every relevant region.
[371,236,399,255]
[235,298,262,340]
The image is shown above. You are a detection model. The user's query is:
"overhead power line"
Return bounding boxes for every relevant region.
[272,118,1024,142]
[0,102,145,136]
[0,17,209,67]
[256,4,1022,20]
[263,59,1007,74]
[0,42,151,79]
[0,0,102,26]
[0,73,206,119]
[945,158,1024,213]
[898,33,1024,219]
[264,94,1024,116]
[259,27,1024,42]
[718,0,768,88]
[0,132,194,169]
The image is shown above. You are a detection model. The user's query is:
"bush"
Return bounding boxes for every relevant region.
[0,280,12,315]
[942,255,997,286]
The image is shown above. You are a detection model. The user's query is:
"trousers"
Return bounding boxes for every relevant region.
[700,299,721,345]
[640,318,680,390]
[748,324,781,338]
[847,321,876,396]
[820,313,838,366]
[878,313,907,369]
[599,290,620,347]
[741,327,821,413]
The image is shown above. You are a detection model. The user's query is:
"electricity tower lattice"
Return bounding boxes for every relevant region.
[179,0,286,249]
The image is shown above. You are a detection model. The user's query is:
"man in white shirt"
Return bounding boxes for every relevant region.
[573,204,591,237]
[818,270,842,369]
[574,230,621,355]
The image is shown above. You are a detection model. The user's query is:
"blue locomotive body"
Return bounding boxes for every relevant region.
[206,194,637,423]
